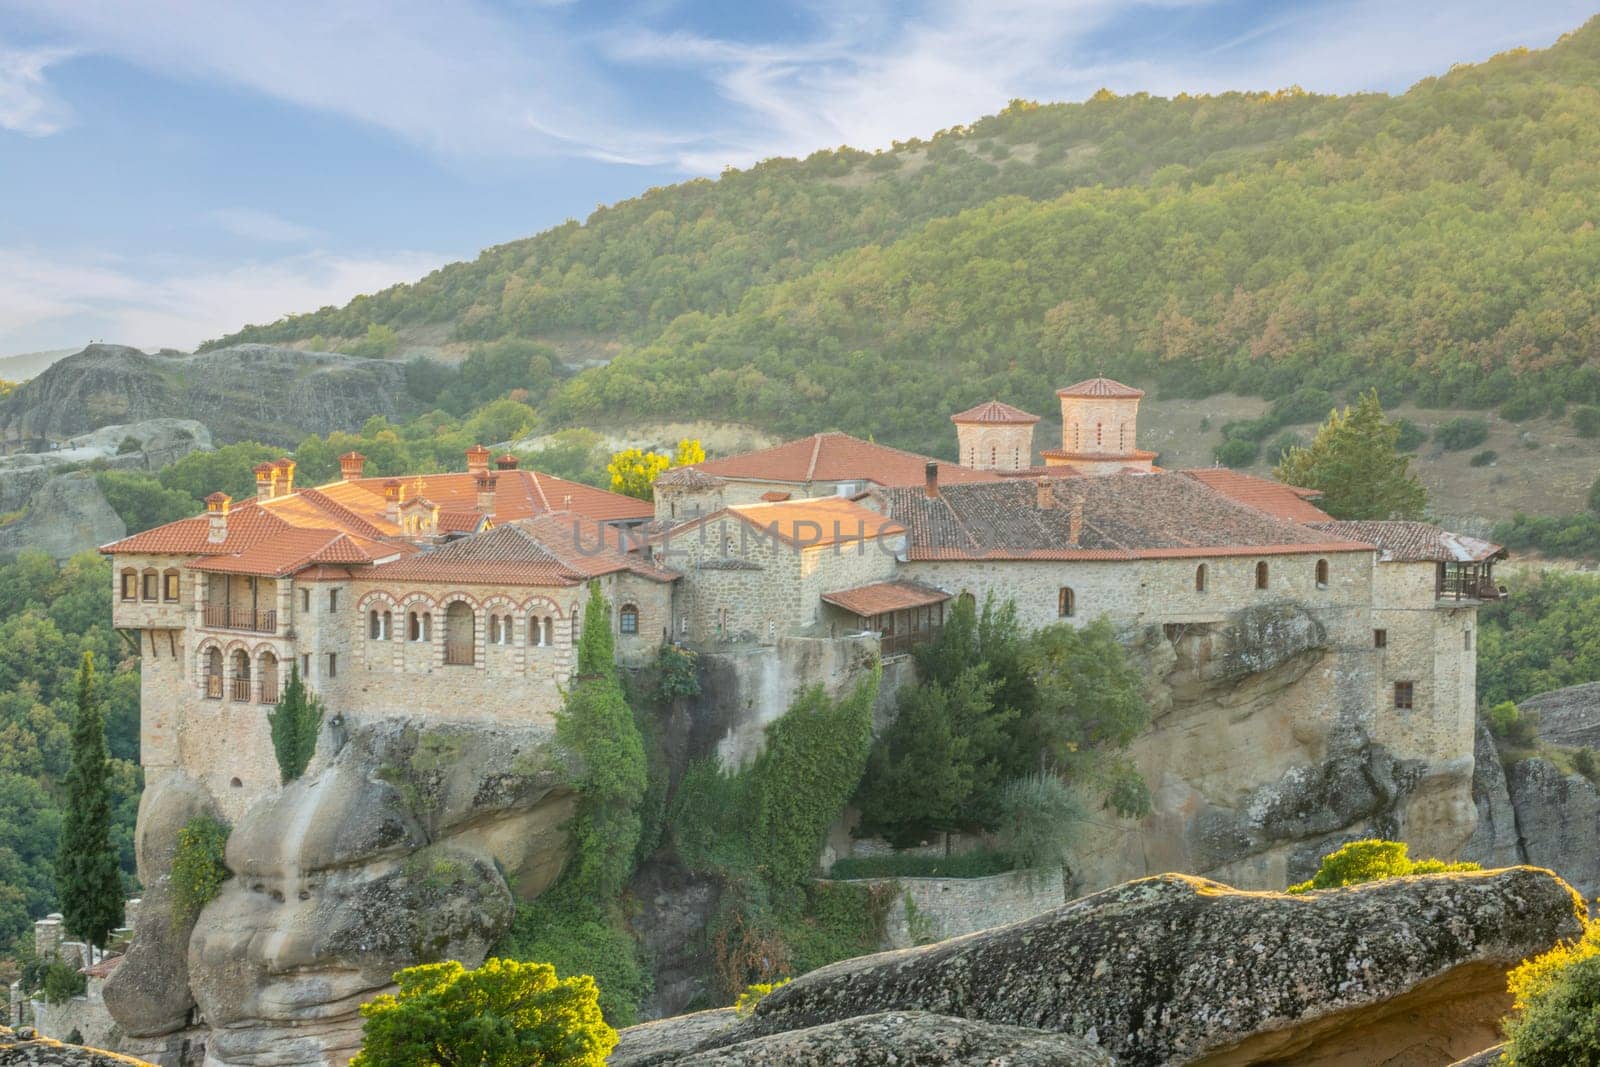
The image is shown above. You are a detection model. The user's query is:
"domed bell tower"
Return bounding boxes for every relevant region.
[951,401,1040,471]
[1043,377,1157,477]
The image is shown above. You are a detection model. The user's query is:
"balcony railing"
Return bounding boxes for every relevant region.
[880,626,942,659]
[205,674,223,700]
[444,645,475,666]
[203,604,277,633]
[259,679,279,705]
[230,677,252,702]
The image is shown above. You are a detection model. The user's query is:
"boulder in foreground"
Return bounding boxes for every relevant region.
[618,867,1585,1067]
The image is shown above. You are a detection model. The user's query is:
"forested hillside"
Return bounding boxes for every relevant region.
[208,19,1600,456]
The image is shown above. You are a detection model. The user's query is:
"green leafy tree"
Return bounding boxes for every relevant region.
[1503,919,1600,1066]
[992,771,1084,871]
[351,958,616,1067]
[1286,839,1479,893]
[170,815,231,923]
[1275,391,1425,520]
[268,664,324,783]
[55,653,124,951]
[158,442,281,502]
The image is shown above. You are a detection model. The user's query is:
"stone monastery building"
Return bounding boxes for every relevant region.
[106,380,1505,817]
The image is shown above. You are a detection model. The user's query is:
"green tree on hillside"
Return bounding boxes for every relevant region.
[55,653,124,953]
[351,957,616,1067]
[1275,391,1425,520]
[268,665,323,783]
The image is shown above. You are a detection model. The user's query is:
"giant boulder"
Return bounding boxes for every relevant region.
[619,868,1584,1067]
[1506,758,1600,902]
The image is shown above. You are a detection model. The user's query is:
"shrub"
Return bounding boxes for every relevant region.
[1469,449,1498,467]
[351,958,616,1067]
[1286,839,1479,893]
[268,665,324,783]
[993,772,1083,871]
[734,978,790,1018]
[1488,701,1541,748]
[1213,437,1260,468]
[65,1028,83,1045]
[1436,416,1490,451]
[1392,417,1426,453]
[496,890,651,1027]
[1572,747,1599,786]
[1572,405,1600,439]
[1269,387,1335,426]
[41,960,86,1004]
[1501,391,1547,422]
[1503,921,1600,1066]
[170,815,231,923]
[1267,432,1304,465]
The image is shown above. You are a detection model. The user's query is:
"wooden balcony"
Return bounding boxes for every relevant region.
[1437,563,1506,603]
[203,604,277,633]
[230,677,252,702]
[259,678,279,705]
[204,675,223,700]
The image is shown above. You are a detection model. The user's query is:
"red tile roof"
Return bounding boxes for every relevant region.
[1180,469,1332,523]
[680,433,998,488]
[877,474,1373,562]
[336,470,652,525]
[664,496,905,549]
[950,400,1040,425]
[1056,377,1144,399]
[1308,521,1505,563]
[367,515,677,586]
[822,580,950,617]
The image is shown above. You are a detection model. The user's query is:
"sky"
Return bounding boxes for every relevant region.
[0,0,1593,357]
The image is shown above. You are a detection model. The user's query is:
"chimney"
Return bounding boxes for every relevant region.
[253,462,277,502]
[495,453,519,471]
[476,471,498,513]
[339,451,367,481]
[1036,477,1054,510]
[206,492,231,542]
[923,461,940,499]
[274,458,295,495]
[562,494,573,511]
[1068,497,1084,546]
[383,479,403,525]
[465,444,491,475]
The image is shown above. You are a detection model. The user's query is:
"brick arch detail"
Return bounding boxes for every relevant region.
[520,595,564,618]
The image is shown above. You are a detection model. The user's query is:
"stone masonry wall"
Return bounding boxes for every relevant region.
[821,869,1068,951]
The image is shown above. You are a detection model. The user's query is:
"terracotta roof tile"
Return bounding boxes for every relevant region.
[366,515,678,586]
[823,580,951,617]
[1056,377,1144,399]
[879,474,1372,562]
[1180,469,1332,523]
[682,433,998,488]
[950,400,1040,425]
[665,496,905,549]
[1308,521,1505,563]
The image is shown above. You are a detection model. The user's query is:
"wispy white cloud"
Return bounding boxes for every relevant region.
[209,208,322,245]
[0,43,73,135]
[0,246,455,352]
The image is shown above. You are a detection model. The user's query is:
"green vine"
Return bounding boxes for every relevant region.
[170,815,231,923]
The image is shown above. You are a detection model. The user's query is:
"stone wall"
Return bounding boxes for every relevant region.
[821,869,1068,951]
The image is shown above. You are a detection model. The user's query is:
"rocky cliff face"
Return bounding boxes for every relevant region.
[104,718,576,1067]
[0,345,409,448]
[0,472,126,561]
[618,867,1584,1067]
[0,1026,156,1066]
[1070,603,1475,894]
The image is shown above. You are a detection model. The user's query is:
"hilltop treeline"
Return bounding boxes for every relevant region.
[208,20,1600,455]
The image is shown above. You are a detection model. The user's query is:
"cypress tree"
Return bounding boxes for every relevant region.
[56,652,124,953]
[575,580,616,678]
[268,663,324,783]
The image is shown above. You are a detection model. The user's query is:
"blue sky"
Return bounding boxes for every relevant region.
[0,0,1593,356]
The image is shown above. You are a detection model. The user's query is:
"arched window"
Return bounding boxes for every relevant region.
[163,569,181,602]
[408,610,431,642]
[958,591,976,611]
[369,609,385,639]
[1058,587,1075,618]
[570,603,581,644]
[444,602,475,665]
[120,569,138,601]
[529,616,544,647]
[1315,559,1329,589]
[229,649,251,702]
[204,647,223,699]
[142,569,159,602]
[1255,561,1269,590]
[1195,564,1207,592]
[543,616,555,646]
[230,777,243,789]
[258,651,279,703]
[620,604,639,636]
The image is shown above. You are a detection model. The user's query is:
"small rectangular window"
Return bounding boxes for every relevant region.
[1374,629,1387,649]
[329,589,340,612]
[121,572,137,601]
[327,652,338,678]
[1464,629,1473,651]
[301,653,310,677]
[163,572,180,602]
[301,589,310,612]
[142,572,158,601]
[1394,681,1414,710]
